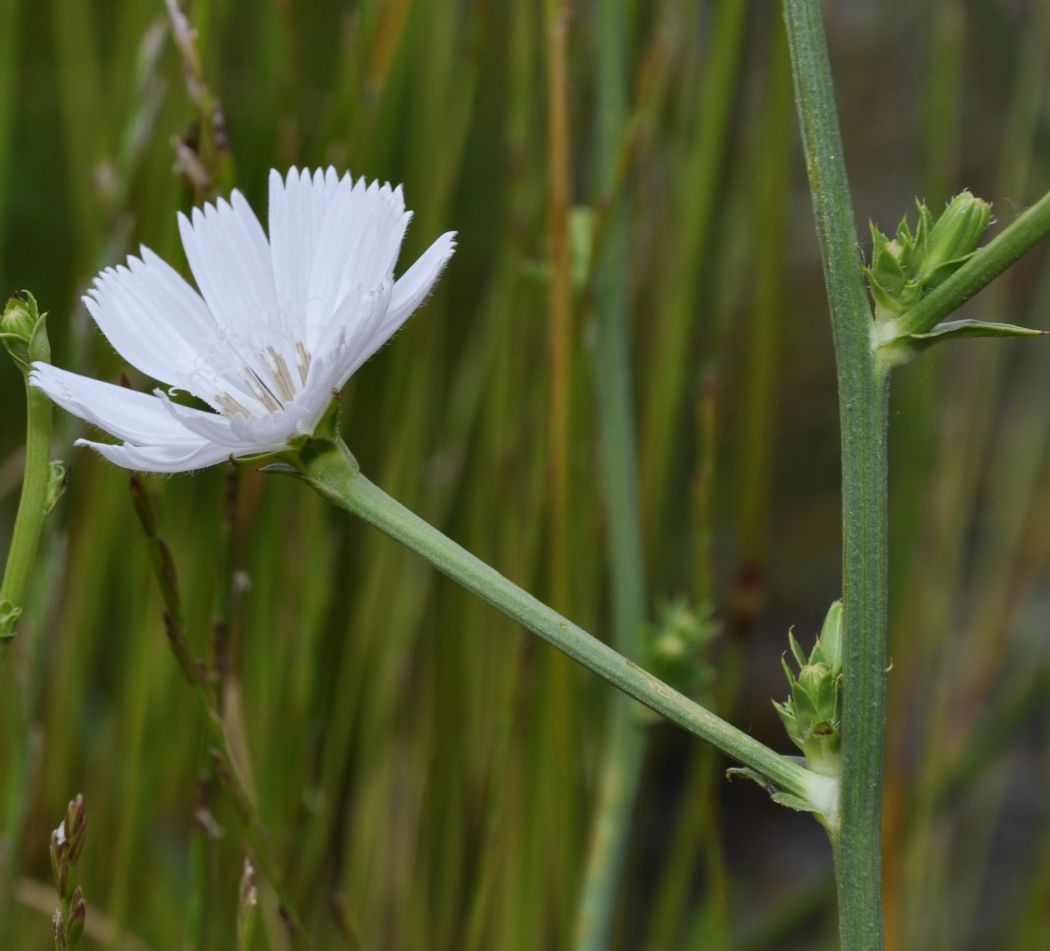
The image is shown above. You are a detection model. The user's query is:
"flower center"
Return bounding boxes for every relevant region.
[195,336,314,420]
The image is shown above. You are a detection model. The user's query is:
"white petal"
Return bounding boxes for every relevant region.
[157,391,256,449]
[228,406,315,447]
[83,252,213,388]
[130,247,226,343]
[337,231,457,381]
[305,283,393,391]
[178,191,280,346]
[81,247,271,415]
[165,377,322,451]
[268,167,346,337]
[306,178,410,346]
[76,438,235,474]
[386,231,456,329]
[30,363,203,446]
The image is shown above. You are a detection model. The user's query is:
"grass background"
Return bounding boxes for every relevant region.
[1,0,1049,948]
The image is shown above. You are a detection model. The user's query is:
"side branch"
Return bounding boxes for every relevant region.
[293,437,838,822]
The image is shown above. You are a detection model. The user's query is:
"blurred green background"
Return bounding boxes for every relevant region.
[1,0,1049,948]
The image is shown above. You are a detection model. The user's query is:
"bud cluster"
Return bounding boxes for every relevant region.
[866,191,991,320]
[642,598,719,703]
[774,602,843,778]
[50,794,87,951]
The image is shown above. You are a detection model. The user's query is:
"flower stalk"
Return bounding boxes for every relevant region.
[0,292,55,677]
[289,436,839,825]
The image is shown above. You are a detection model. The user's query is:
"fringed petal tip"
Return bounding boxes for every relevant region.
[388,230,457,326]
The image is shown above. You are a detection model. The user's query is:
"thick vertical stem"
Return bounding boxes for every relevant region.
[835,377,889,951]
[783,1,888,948]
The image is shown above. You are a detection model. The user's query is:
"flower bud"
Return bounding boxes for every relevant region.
[641,598,719,705]
[44,461,69,516]
[773,601,843,777]
[67,889,86,948]
[865,193,992,321]
[3,292,37,340]
[798,661,832,700]
[53,909,66,951]
[57,858,69,902]
[867,231,908,300]
[65,794,87,865]
[0,600,20,640]
[1,291,49,368]
[919,191,992,288]
[49,826,64,890]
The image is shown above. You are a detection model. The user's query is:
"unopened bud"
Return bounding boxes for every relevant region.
[641,598,719,705]
[53,909,66,951]
[773,601,843,777]
[865,193,992,322]
[798,661,830,695]
[49,827,64,889]
[3,292,37,341]
[44,461,68,516]
[67,889,86,948]
[65,795,87,865]
[920,191,992,287]
[1,291,49,368]
[57,860,69,902]
[0,600,21,641]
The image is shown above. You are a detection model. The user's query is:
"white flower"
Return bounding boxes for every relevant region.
[31,167,456,473]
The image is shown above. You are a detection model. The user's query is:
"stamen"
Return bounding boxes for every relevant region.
[296,341,312,385]
[243,369,283,413]
[267,346,298,402]
[215,393,252,418]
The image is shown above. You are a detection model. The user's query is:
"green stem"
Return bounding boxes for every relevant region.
[0,338,54,677]
[898,187,1050,336]
[783,1,887,948]
[293,438,836,817]
[571,0,648,946]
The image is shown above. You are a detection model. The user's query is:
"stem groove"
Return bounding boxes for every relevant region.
[784,0,888,946]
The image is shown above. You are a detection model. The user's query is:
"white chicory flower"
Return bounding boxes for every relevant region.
[31,167,456,473]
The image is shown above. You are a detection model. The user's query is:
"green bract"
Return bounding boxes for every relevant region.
[865,192,991,320]
[866,193,1045,369]
[774,601,843,777]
